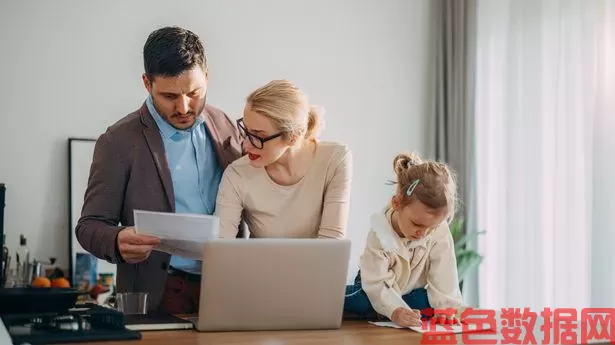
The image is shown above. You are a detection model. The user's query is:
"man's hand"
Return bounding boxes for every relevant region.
[116,227,161,263]
[391,307,422,327]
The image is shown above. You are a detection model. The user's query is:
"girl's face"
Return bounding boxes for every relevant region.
[392,197,448,240]
[238,106,294,168]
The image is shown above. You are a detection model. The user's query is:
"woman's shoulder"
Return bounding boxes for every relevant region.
[315,141,352,168]
[311,141,352,185]
[225,155,261,177]
[317,141,351,157]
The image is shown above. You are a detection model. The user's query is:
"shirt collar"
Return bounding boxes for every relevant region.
[371,207,430,256]
[146,94,204,139]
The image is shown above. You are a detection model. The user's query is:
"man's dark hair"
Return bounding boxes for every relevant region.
[143,26,207,81]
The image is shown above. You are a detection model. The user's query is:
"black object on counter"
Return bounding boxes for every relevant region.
[0,287,82,314]
[1,302,141,344]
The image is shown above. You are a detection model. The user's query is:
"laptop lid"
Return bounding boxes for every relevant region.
[196,238,351,331]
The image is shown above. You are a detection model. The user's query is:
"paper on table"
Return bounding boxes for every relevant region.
[134,210,219,260]
[0,318,12,345]
[369,320,492,334]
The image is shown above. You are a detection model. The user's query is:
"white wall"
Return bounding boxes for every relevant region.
[0,0,433,282]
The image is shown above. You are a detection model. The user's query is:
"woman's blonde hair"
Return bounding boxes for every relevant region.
[246,80,324,142]
[391,152,458,222]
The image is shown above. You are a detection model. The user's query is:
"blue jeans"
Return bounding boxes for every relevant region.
[343,271,432,320]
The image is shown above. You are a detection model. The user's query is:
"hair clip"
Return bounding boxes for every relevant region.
[406,179,421,197]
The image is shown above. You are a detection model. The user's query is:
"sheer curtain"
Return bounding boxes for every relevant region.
[475,0,615,311]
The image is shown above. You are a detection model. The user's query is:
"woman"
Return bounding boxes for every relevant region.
[215,79,352,239]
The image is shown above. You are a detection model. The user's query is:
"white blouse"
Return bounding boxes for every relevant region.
[358,207,465,319]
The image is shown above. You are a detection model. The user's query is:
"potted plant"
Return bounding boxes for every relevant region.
[449,218,485,291]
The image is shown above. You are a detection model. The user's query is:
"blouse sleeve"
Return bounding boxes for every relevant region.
[317,146,353,239]
[214,165,244,238]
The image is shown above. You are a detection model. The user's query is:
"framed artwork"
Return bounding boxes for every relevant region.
[67,138,116,299]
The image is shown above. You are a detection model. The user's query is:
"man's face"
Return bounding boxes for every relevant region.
[142,67,208,130]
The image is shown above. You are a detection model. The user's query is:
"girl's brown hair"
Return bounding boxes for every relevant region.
[391,152,458,222]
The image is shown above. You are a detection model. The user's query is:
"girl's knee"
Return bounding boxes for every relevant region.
[345,284,358,295]
[344,290,374,315]
[403,288,431,311]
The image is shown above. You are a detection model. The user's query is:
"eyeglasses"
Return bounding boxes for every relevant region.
[236,118,283,149]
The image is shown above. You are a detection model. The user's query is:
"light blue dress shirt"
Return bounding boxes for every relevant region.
[146,95,222,275]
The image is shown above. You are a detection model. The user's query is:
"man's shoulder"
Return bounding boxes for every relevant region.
[203,104,235,127]
[204,103,228,117]
[203,104,242,164]
[104,104,146,137]
[95,104,149,153]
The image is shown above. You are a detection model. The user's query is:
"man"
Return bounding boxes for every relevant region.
[76,26,243,314]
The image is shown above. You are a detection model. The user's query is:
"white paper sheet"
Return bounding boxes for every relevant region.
[133,210,219,260]
[0,318,13,345]
[369,320,492,334]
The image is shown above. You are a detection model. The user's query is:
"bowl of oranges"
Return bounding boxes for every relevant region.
[0,271,81,314]
[31,276,72,289]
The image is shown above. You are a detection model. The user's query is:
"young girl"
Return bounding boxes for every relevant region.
[344,152,465,327]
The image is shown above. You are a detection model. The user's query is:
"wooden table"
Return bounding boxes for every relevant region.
[64,314,612,345]
[65,321,475,345]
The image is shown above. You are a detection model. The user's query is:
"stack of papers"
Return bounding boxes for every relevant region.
[134,210,219,259]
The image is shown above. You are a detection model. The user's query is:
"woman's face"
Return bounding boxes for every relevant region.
[239,105,292,168]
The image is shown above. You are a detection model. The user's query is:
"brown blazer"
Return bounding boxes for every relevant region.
[75,102,243,312]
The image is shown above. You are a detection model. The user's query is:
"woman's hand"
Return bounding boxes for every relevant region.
[391,307,422,327]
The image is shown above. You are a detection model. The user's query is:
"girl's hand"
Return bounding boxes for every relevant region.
[391,307,422,327]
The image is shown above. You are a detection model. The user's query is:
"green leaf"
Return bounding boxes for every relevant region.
[454,230,486,252]
[449,217,487,284]
[456,249,479,257]
[449,218,464,243]
[457,251,483,283]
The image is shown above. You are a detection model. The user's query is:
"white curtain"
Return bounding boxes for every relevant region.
[475,0,615,311]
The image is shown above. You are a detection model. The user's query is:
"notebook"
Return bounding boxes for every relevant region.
[369,320,492,334]
[124,313,194,331]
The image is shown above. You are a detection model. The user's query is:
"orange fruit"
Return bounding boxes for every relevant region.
[31,277,51,288]
[51,277,71,288]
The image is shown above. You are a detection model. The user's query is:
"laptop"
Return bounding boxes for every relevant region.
[194,238,351,331]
